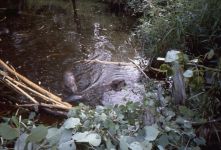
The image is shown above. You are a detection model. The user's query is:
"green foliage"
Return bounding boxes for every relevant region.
[160,50,221,118]
[0,99,207,149]
[133,0,221,56]
[0,123,19,140]
[27,125,48,143]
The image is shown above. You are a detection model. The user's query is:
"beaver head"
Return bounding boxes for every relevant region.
[64,71,77,93]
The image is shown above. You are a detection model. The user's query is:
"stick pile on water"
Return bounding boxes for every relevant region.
[0,59,72,111]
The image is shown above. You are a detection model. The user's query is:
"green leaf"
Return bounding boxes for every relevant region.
[72,132,88,141]
[119,136,129,150]
[63,118,81,129]
[58,140,76,150]
[105,138,115,149]
[85,133,102,146]
[129,141,143,150]
[160,64,173,76]
[142,140,152,150]
[158,135,169,147]
[46,128,61,145]
[157,145,164,150]
[72,132,102,146]
[27,125,48,143]
[144,125,160,141]
[59,128,72,145]
[0,123,19,140]
[183,70,193,78]
[165,50,180,63]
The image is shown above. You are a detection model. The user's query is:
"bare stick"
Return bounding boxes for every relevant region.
[0,70,71,108]
[0,59,71,108]
[74,59,133,66]
[17,103,70,110]
[128,58,150,80]
[5,79,39,104]
[3,74,70,107]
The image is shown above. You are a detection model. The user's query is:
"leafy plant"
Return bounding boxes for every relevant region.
[133,0,221,57]
[0,98,207,150]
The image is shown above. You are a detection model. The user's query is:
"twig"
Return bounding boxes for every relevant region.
[4,74,65,105]
[74,59,133,66]
[128,58,150,80]
[187,63,221,72]
[18,103,70,110]
[0,59,72,108]
[150,67,167,73]
[185,138,191,150]
[0,59,65,104]
[0,16,6,22]
[1,71,71,109]
[5,79,39,104]
[187,92,205,100]
[187,117,221,126]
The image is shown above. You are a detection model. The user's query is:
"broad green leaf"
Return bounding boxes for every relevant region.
[14,133,28,150]
[73,132,101,146]
[175,117,185,125]
[0,123,19,140]
[85,133,102,146]
[144,125,160,141]
[142,140,152,150]
[105,138,116,149]
[58,140,76,150]
[157,145,165,150]
[59,128,72,145]
[165,110,176,121]
[183,70,193,78]
[129,142,143,150]
[63,118,81,129]
[100,113,107,121]
[72,132,89,141]
[158,135,169,147]
[160,64,173,76]
[165,50,180,63]
[46,128,61,145]
[27,125,48,143]
[96,106,105,113]
[46,128,59,139]
[119,136,129,150]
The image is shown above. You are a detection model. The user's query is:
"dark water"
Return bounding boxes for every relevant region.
[0,0,144,105]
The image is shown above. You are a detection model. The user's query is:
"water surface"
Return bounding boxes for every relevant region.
[0,0,142,104]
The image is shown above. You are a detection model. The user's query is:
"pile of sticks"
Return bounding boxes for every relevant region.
[0,59,72,112]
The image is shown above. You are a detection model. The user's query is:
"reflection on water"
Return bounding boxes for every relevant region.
[0,0,141,103]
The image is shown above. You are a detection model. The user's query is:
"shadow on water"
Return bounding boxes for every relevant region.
[0,0,144,115]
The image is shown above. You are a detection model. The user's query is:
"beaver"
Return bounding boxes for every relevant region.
[63,71,83,102]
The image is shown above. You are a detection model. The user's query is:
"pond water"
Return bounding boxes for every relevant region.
[0,0,144,106]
